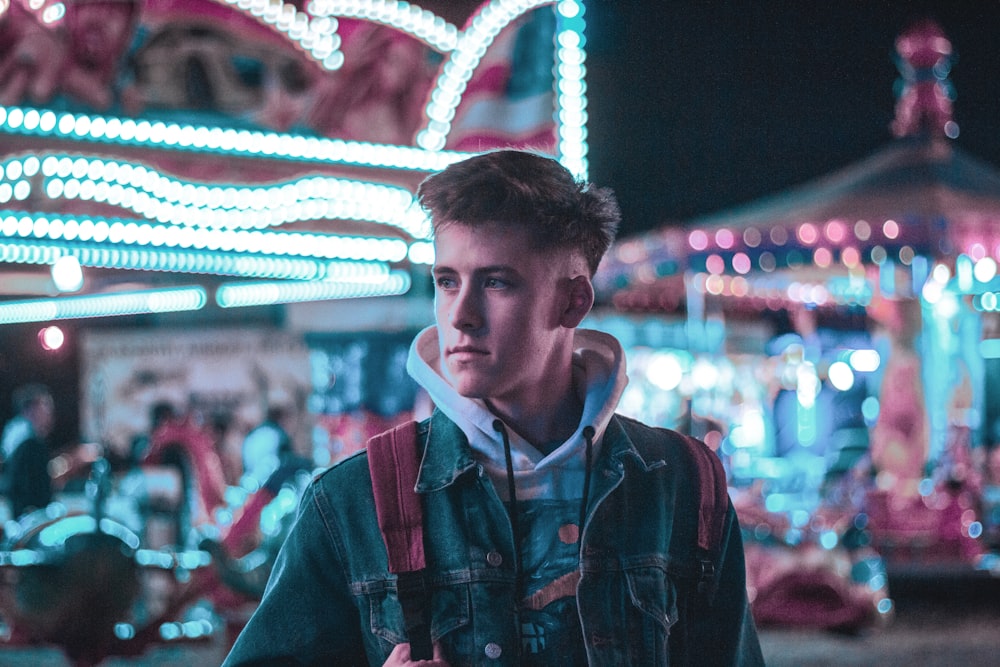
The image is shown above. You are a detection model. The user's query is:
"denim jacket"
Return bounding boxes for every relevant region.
[224,410,763,666]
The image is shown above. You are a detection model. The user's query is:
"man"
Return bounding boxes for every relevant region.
[224,150,763,665]
[1,383,56,518]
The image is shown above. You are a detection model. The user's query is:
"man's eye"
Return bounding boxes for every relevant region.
[484,278,508,289]
[436,277,457,289]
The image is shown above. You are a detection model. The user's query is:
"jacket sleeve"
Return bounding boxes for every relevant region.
[222,480,370,667]
[675,503,765,666]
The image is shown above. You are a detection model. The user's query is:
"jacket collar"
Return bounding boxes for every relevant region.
[415,410,479,492]
[415,411,658,493]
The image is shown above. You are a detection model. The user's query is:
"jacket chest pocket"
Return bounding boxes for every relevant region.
[626,565,679,630]
[361,579,472,649]
[590,565,679,665]
[626,566,680,664]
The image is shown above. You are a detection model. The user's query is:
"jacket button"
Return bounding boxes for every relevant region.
[486,551,503,567]
[484,642,502,659]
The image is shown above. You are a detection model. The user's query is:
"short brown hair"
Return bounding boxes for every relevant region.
[417,150,620,275]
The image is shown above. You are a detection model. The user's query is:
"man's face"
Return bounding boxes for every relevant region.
[28,395,55,439]
[432,222,574,404]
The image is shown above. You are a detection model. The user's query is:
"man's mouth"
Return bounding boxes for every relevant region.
[447,345,489,358]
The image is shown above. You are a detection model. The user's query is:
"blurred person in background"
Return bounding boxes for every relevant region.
[1,383,56,518]
[241,404,296,488]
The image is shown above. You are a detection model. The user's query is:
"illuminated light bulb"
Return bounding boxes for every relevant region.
[797,223,818,245]
[813,247,832,268]
[38,325,65,351]
[705,274,724,295]
[705,254,725,275]
[974,257,997,283]
[898,245,915,265]
[13,180,30,200]
[408,241,434,264]
[882,219,899,240]
[732,252,751,274]
[738,227,760,248]
[7,107,24,128]
[715,228,734,249]
[52,255,83,292]
[688,229,709,251]
[932,262,951,283]
[22,109,40,130]
[647,353,683,391]
[849,349,880,373]
[731,276,749,297]
[841,246,860,268]
[809,284,829,305]
[5,160,23,180]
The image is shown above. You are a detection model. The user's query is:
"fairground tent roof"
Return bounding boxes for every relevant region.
[597,20,1000,316]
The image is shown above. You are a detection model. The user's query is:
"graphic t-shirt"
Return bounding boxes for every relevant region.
[513,498,587,666]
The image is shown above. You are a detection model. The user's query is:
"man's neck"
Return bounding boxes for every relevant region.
[486,381,583,456]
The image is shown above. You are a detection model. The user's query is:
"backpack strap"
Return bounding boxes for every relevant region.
[678,434,730,600]
[367,421,433,660]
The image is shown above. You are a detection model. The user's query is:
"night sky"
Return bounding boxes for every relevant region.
[583,1,1000,239]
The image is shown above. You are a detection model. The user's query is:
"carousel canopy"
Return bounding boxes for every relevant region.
[598,19,1000,315]
[0,0,590,323]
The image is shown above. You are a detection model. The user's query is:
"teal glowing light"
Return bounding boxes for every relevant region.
[20,154,432,238]
[0,105,469,172]
[216,272,411,307]
[0,286,207,324]
[1,211,411,275]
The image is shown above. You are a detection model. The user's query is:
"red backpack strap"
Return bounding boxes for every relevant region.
[367,421,432,659]
[679,434,730,598]
[680,434,729,552]
[368,420,425,573]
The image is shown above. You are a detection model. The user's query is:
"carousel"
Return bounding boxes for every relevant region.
[594,19,1000,631]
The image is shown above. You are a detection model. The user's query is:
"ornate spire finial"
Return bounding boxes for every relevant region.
[891,19,958,139]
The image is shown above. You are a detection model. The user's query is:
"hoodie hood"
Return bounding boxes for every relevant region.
[406,325,628,501]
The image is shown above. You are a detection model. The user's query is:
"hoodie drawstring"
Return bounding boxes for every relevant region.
[580,425,595,533]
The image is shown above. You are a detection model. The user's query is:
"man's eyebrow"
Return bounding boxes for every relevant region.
[432,264,520,275]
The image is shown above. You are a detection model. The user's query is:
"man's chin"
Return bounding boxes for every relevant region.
[453,385,489,400]
[448,378,491,400]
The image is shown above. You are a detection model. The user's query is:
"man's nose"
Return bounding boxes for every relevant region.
[449,287,484,331]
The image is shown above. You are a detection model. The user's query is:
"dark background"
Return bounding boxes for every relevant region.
[583,1,1000,238]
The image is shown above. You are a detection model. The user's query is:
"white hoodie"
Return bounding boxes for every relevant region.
[405,325,629,503]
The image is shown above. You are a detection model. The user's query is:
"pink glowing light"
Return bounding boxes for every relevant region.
[883,219,900,239]
[689,230,709,251]
[797,223,819,245]
[824,220,846,244]
[814,247,833,268]
[732,252,752,274]
[842,247,860,267]
[706,254,726,275]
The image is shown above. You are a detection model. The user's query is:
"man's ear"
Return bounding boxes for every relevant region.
[560,275,595,328]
